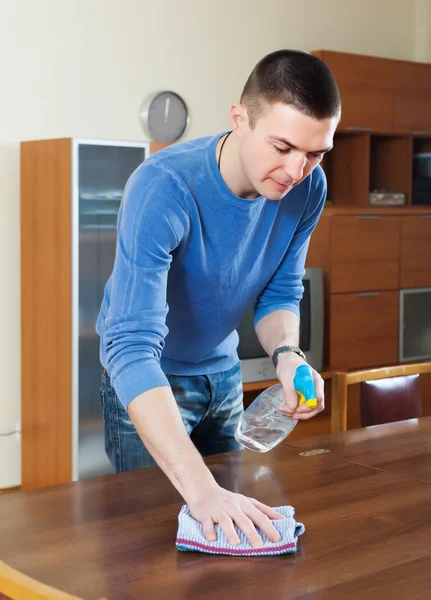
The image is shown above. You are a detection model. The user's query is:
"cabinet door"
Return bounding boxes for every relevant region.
[330,216,400,293]
[319,51,394,131]
[393,61,431,132]
[330,291,399,370]
[305,213,330,271]
[400,216,431,288]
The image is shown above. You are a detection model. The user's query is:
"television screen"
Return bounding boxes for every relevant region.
[237,279,311,358]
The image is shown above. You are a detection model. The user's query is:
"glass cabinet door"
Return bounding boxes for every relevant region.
[77,141,149,479]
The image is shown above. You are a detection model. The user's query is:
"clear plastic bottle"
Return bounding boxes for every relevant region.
[235,383,297,452]
[235,365,317,453]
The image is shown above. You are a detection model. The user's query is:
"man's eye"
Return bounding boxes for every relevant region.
[274,146,289,154]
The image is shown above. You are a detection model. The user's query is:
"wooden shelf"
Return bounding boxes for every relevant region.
[322,205,431,216]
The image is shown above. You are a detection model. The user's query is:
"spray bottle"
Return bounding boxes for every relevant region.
[235,364,317,452]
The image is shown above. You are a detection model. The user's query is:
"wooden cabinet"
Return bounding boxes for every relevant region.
[313,50,431,209]
[330,216,400,293]
[20,138,165,491]
[330,291,399,370]
[393,61,431,132]
[313,51,394,131]
[400,216,431,288]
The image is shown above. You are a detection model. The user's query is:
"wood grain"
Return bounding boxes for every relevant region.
[306,213,331,366]
[400,216,431,288]
[318,51,394,131]
[323,133,370,206]
[21,139,73,491]
[285,415,431,484]
[1,431,431,599]
[330,215,400,293]
[393,61,431,132]
[370,135,412,203]
[0,561,87,600]
[330,291,399,370]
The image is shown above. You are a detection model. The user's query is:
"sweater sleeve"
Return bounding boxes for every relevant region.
[100,163,189,408]
[254,167,327,326]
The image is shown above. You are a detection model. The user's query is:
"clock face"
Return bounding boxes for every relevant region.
[140,91,189,143]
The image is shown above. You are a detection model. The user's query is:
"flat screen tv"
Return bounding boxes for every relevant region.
[237,267,324,383]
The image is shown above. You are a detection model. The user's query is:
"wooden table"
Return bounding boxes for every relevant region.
[1,420,431,599]
[284,415,431,484]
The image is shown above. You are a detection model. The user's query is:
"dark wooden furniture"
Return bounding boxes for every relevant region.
[2,419,431,599]
[285,415,431,485]
[331,362,431,432]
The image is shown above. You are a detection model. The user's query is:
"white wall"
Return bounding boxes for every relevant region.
[0,0,428,486]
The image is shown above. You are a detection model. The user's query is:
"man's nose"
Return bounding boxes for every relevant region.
[285,153,306,183]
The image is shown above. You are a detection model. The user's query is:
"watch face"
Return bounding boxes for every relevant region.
[141,91,189,143]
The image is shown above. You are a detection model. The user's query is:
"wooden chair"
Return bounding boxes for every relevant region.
[0,561,109,600]
[331,362,431,433]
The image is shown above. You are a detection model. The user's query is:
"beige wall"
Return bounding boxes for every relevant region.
[0,0,429,485]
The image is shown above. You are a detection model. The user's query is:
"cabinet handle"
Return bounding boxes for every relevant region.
[424,215,431,220]
[346,126,373,132]
[356,215,381,220]
[356,292,380,297]
[413,131,431,136]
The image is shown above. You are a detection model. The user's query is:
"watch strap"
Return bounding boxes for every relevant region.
[272,345,306,369]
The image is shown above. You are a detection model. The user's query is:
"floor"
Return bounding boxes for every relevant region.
[0,487,20,495]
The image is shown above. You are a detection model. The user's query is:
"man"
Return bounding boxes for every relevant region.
[96,49,340,549]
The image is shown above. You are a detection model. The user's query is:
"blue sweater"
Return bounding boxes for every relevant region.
[96,133,326,408]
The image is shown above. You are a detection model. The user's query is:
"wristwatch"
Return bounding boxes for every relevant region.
[272,345,306,369]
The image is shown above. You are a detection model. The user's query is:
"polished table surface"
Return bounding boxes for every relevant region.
[284,415,431,484]
[1,419,431,599]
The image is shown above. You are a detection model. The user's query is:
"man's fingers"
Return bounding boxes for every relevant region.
[248,498,285,520]
[217,513,241,546]
[202,519,217,542]
[313,372,325,402]
[283,385,298,412]
[278,395,325,420]
[292,400,325,420]
[227,510,263,548]
[244,505,281,543]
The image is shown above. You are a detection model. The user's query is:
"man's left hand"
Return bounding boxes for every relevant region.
[275,352,325,420]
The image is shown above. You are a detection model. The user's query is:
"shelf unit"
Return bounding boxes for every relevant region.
[322,130,431,208]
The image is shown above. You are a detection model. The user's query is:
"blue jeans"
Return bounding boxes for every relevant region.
[101,362,244,472]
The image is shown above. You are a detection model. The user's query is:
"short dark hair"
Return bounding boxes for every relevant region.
[240,49,341,128]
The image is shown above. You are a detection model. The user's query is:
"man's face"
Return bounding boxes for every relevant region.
[234,102,338,200]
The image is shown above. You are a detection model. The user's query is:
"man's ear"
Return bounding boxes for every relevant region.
[230,103,249,135]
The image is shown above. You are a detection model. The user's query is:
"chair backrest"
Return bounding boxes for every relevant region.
[331,362,431,433]
[360,373,421,427]
[0,560,109,599]
[0,560,84,600]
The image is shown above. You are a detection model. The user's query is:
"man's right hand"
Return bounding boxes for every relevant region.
[128,387,285,548]
[185,483,285,548]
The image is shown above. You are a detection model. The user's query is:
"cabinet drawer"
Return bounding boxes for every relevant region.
[400,216,431,288]
[330,291,399,370]
[330,216,400,293]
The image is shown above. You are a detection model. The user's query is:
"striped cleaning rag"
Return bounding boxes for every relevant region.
[176,505,305,556]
